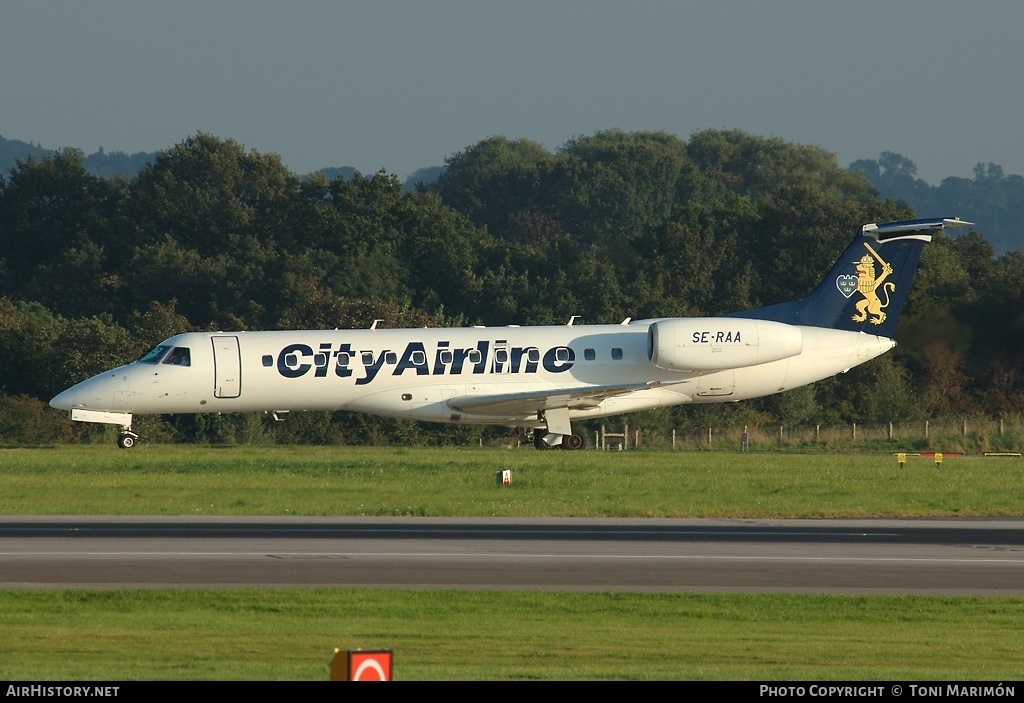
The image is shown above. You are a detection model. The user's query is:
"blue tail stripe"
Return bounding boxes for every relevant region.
[729,217,971,338]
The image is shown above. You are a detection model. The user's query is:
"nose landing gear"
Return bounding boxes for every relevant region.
[117,430,139,449]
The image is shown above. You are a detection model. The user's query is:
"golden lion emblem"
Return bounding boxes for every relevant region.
[851,243,895,325]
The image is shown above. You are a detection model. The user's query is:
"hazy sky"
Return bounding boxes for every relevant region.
[3,1,1021,185]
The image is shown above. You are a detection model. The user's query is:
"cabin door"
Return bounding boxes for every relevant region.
[212,335,242,398]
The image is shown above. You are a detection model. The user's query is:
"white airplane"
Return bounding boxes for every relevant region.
[50,217,970,449]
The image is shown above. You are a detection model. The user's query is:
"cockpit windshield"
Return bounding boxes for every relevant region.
[137,345,172,364]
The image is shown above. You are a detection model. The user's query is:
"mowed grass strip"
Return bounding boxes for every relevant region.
[3,445,1021,681]
[0,445,1020,517]
[0,589,1022,680]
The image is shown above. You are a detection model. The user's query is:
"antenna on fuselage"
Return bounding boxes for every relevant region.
[370,319,383,330]
[566,316,580,326]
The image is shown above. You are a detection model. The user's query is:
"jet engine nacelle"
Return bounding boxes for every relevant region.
[648,317,803,372]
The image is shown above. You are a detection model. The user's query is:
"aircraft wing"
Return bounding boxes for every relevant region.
[447,380,683,418]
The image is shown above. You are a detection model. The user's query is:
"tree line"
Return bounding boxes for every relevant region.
[1,129,1021,445]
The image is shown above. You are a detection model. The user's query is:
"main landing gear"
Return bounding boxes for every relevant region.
[532,430,587,451]
[531,407,587,450]
[117,429,139,449]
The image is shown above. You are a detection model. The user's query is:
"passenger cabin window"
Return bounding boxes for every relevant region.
[611,348,623,360]
[162,347,191,366]
[137,345,172,364]
[584,348,596,361]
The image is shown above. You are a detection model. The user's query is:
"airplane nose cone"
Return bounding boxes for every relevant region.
[50,387,76,411]
[49,370,129,413]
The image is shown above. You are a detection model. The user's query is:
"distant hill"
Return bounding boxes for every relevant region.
[313,166,360,181]
[0,135,51,172]
[1,135,434,187]
[313,165,446,190]
[81,147,155,179]
[0,135,154,179]
[403,165,445,190]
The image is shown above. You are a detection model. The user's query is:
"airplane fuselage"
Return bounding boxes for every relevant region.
[49,218,970,449]
[52,321,893,427]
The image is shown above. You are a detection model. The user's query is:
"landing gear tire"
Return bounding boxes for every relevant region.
[560,431,586,451]
[117,431,139,450]
[533,432,556,450]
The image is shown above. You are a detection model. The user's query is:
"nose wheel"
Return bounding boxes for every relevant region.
[117,430,139,449]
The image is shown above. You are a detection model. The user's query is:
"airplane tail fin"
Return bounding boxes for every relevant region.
[731,217,972,338]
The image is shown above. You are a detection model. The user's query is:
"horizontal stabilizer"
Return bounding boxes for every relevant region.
[866,218,973,239]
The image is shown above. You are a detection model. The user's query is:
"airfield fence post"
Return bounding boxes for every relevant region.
[852,422,857,440]
[888,422,893,439]
[601,424,627,451]
[815,424,820,441]
[962,418,968,436]
[1000,417,1004,435]
[925,420,929,438]
[672,429,676,448]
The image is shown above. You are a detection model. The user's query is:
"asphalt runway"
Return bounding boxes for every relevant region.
[1,516,1023,595]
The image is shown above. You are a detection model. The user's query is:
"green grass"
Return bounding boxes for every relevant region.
[2,445,1023,680]
[1,444,1021,517]
[1,590,1022,680]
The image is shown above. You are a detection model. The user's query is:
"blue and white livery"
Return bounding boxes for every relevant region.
[50,218,971,449]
